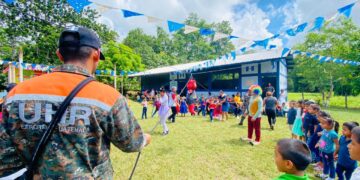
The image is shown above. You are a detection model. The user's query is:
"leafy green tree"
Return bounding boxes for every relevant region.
[123,13,235,69]
[0,0,117,65]
[291,18,360,108]
[96,41,144,91]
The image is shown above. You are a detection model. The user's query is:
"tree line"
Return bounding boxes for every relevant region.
[0,0,359,106]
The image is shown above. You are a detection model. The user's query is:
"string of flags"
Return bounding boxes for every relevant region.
[0,60,56,72]
[0,59,138,76]
[281,48,360,66]
[3,0,359,72]
[5,0,350,46]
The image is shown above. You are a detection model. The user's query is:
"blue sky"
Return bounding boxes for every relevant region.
[90,0,360,49]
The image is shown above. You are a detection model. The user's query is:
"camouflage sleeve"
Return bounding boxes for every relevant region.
[0,101,24,177]
[102,96,145,153]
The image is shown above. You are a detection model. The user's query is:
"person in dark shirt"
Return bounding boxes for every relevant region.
[287,101,297,137]
[335,122,359,180]
[303,101,316,141]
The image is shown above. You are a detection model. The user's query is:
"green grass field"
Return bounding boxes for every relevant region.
[110,100,360,180]
[288,93,360,109]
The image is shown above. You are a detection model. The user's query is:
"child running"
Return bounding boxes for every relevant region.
[317,117,339,180]
[335,122,359,180]
[273,138,312,180]
[348,127,360,179]
[292,100,304,139]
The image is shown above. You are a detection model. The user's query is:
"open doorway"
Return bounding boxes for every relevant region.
[261,75,277,98]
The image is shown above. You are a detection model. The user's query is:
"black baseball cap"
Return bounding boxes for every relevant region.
[59,26,105,60]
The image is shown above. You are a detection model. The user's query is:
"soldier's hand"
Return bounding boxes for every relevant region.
[144,133,151,146]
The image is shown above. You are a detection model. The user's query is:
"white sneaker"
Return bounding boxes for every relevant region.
[241,137,251,142]
[325,178,334,180]
[250,141,260,146]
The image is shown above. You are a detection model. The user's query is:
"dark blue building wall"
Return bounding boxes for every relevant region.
[140,58,287,97]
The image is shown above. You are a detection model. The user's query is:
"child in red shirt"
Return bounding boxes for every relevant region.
[208,97,216,122]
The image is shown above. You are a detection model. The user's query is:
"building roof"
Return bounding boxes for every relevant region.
[129,49,290,77]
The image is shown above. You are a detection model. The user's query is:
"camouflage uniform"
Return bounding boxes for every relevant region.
[0,64,145,179]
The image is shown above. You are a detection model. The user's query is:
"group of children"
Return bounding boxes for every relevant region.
[284,99,359,180]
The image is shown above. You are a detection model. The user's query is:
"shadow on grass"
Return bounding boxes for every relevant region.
[224,138,254,146]
[229,124,247,129]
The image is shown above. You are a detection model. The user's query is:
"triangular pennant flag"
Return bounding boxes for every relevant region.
[229,35,239,39]
[213,32,229,41]
[4,0,15,4]
[295,23,308,33]
[281,48,291,57]
[271,34,280,39]
[184,25,199,34]
[309,17,325,31]
[66,0,92,13]
[306,52,312,57]
[200,28,215,36]
[269,45,277,49]
[293,50,301,54]
[147,16,163,23]
[254,38,270,48]
[225,54,229,59]
[231,51,236,60]
[240,47,247,53]
[313,55,320,60]
[338,3,355,18]
[286,29,296,36]
[121,9,144,18]
[167,21,185,32]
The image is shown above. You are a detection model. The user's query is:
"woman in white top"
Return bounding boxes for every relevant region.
[158,88,169,135]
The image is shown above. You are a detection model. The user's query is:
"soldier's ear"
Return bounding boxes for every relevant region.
[56,49,65,63]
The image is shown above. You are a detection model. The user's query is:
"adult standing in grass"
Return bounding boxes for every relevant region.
[263,91,278,130]
[168,86,178,123]
[159,88,170,135]
[233,92,242,120]
[0,27,151,179]
[219,90,229,121]
[239,90,251,125]
[242,85,263,146]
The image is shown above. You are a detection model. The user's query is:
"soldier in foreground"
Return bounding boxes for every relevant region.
[0,26,151,179]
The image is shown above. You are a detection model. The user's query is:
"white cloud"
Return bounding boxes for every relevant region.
[283,0,360,47]
[88,0,280,48]
[87,0,360,50]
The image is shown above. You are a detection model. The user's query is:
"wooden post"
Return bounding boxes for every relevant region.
[121,74,124,94]
[114,65,117,89]
[19,47,24,82]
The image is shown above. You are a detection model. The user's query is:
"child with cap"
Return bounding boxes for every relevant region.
[274,138,312,180]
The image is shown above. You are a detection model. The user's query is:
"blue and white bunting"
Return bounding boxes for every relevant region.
[231,51,236,60]
[309,17,325,31]
[4,0,15,4]
[338,3,355,18]
[121,9,144,18]
[167,21,185,32]
[200,28,215,36]
[281,48,291,57]
[66,0,92,13]
[286,23,308,36]
[254,39,270,48]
